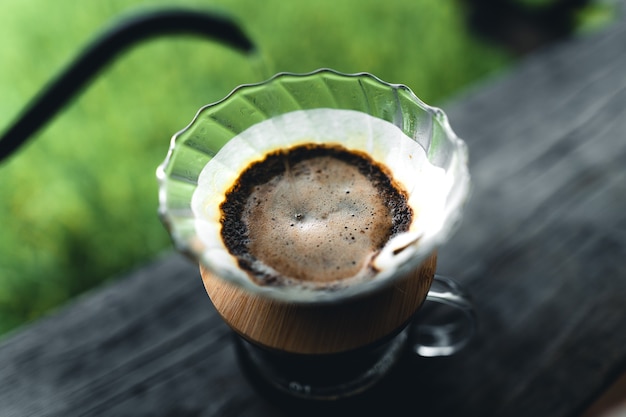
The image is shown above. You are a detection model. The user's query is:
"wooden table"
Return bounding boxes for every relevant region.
[2,9,626,417]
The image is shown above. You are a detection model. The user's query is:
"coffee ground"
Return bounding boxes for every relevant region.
[220,143,412,287]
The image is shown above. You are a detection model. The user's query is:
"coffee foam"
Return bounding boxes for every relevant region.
[191,109,449,293]
[221,145,411,285]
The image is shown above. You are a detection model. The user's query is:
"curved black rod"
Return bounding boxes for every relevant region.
[0,8,255,164]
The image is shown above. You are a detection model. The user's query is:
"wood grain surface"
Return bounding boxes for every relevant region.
[201,254,436,354]
[2,7,626,417]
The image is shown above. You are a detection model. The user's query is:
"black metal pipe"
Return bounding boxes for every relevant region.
[0,8,255,164]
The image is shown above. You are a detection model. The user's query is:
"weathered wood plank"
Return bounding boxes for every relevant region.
[0,255,280,417]
[2,9,626,417]
[430,15,626,416]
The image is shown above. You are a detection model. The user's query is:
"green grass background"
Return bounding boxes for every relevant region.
[0,0,512,336]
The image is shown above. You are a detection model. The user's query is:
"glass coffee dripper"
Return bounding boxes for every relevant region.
[157,69,475,399]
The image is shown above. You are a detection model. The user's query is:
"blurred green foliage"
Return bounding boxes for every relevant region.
[575,1,618,33]
[0,0,511,336]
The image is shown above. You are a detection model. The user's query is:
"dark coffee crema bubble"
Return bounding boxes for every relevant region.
[220,143,412,287]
